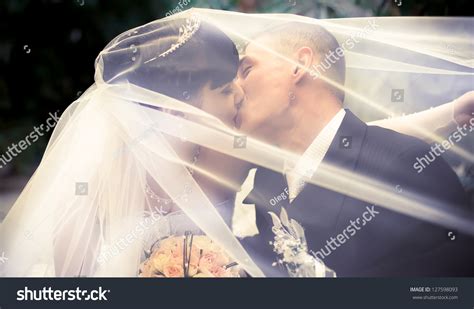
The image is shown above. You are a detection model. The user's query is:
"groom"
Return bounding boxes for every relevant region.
[235,22,474,276]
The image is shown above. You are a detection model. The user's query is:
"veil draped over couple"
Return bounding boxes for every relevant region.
[1,9,473,277]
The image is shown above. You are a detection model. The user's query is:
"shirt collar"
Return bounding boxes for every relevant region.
[285,109,346,178]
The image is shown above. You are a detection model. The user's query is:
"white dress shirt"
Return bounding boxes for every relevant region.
[285,109,346,203]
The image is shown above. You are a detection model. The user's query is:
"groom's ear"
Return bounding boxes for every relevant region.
[292,46,314,84]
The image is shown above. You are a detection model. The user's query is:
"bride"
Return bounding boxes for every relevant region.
[0,9,472,277]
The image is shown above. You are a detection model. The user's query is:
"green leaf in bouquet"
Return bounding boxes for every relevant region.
[279,207,290,228]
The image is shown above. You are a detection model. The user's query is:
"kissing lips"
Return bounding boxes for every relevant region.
[233,111,242,129]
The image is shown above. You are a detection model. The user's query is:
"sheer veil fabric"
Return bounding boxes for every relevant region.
[0,8,473,277]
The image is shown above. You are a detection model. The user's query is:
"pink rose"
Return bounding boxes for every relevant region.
[195,265,232,278]
[209,265,232,277]
[163,264,184,277]
[199,251,229,269]
[199,251,220,271]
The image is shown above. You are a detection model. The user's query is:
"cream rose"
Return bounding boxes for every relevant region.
[152,252,171,273]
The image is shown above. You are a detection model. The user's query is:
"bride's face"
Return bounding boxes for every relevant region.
[198,81,245,128]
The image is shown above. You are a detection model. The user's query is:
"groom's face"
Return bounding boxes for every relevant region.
[236,37,294,137]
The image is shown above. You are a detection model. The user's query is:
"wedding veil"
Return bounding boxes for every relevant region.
[0,8,473,277]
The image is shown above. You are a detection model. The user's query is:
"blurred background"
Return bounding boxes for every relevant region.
[0,0,473,220]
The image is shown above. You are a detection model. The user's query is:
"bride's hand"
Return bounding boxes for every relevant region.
[453,91,474,126]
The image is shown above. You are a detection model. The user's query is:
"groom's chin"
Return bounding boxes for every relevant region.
[238,115,266,135]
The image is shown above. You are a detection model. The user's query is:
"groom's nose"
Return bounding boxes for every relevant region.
[233,83,245,110]
[235,75,244,91]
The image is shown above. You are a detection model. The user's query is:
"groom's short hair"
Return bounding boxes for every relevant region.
[255,22,345,102]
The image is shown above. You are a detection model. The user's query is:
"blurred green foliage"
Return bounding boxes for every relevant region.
[0,0,472,176]
[0,0,175,175]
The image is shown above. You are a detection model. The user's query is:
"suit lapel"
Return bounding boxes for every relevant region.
[245,167,289,218]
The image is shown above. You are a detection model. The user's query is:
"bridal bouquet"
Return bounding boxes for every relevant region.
[139,233,241,278]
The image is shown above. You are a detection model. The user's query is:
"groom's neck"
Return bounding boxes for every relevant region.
[279,91,342,155]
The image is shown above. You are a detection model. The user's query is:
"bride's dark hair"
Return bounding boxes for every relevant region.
[100,17,239,102]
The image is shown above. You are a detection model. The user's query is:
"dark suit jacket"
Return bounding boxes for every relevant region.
[241,110,474,277]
